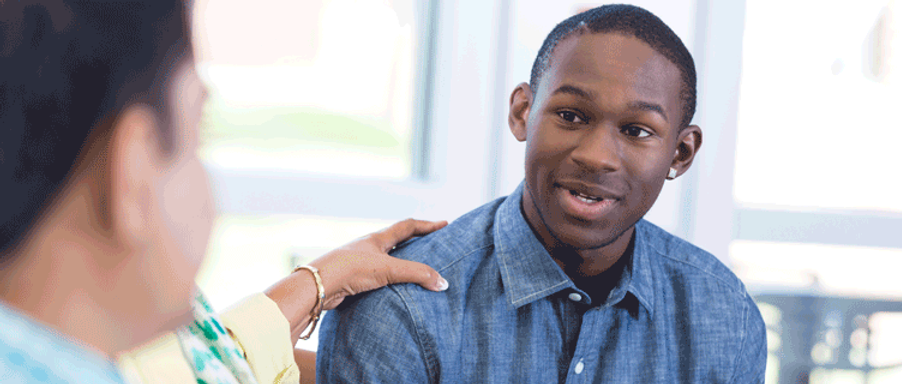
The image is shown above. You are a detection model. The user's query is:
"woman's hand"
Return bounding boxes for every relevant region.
[309,218,449,310]
[264,219,448,339]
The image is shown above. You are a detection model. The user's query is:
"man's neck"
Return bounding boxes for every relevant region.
[546,229,634,277]
[519,189,634,279]
[561,236,634,305]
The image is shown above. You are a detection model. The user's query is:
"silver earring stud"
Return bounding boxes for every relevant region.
[666,167,678,180]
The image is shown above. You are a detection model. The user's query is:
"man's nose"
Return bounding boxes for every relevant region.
[569,124,622,173]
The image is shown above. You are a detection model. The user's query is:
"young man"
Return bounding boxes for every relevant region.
[318,4,767,383]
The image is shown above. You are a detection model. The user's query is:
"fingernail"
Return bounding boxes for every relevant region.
[436,277,449,291]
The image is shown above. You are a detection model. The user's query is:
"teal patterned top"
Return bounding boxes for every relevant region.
[177,292,260,384]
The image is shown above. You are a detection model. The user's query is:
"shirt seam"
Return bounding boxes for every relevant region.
[389,284,437,383]
[273,364,297,384]
[653,249,743,295]
[727,296,750,383]
[434,243,495,275]
[641,221,743,292]
[226,327,247,360]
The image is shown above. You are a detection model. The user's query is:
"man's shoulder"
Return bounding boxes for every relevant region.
[319,198,515,371]
[638,220,747,297]
[638,221,765,354]
[390,196,507,272]
[636,221,766,383]
[328,196,512,325]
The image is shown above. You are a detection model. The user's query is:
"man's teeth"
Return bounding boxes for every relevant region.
[577,196,596,203]
[570,190,602,203]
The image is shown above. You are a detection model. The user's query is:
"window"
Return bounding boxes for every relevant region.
[190,0,436,350]
[190,0,505,351]
[731,0,902,301]
[698,0,902,382]
[733,0,902,213]
[194,0,432,179]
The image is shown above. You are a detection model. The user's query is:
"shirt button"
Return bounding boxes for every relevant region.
[568,293,582,302]
[574,359,585,374]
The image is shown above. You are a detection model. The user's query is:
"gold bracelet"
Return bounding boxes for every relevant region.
[293,265,325,340]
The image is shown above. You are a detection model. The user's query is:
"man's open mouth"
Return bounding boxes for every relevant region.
[569,189,604,203]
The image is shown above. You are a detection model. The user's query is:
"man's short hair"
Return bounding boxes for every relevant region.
[529,4,697,129]
[0,1,189,254]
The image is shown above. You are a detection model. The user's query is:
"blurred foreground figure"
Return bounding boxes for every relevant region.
[319,4,767,383]
[0,2,448,383]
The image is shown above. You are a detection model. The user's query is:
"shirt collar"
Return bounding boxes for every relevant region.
[605,220,656,315]
[0,301,125,383]
[494,182,656,315]
[494,183,573,308]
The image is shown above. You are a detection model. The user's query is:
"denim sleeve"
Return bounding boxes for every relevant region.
[729,292,768,384]
[316,285,432,384]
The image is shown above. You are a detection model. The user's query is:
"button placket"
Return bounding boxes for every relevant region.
[564,301,600,383]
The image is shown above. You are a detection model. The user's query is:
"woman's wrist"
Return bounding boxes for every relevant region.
[263,270,318,339]
[307,258,349,306]
[292,266,324,340]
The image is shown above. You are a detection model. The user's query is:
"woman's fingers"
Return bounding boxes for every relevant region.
[376,219,448,251]
[384,259,449,292]
[310,218,450,307]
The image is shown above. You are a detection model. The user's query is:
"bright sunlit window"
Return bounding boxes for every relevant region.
[193,0,426,178]
[189,0,432,351]
[733,0,902,212]
[732,1,902,382]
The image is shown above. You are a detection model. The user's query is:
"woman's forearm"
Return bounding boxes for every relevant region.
[264,270,319,341]
[294,348,316,384]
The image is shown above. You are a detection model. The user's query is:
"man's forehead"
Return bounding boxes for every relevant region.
[540,32,682,104]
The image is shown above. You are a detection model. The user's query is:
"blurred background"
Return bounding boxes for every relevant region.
[189,0,902,383]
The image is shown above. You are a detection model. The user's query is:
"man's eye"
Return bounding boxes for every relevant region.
[622,125,651,138]
[557,111,584,123]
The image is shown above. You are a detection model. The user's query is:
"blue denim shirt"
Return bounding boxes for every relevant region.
[318,183,767,383]
[0,302,125,384]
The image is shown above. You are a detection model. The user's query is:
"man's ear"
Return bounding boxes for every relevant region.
[508,82,533,142]
[108,104,160,248]
[670,124,703,177]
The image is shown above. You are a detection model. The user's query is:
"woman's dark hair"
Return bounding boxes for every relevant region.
[0,1,189,255]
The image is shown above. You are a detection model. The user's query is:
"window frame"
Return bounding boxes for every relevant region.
[696,1,902,382]
[205,0,510,223]
[692,0,902,262]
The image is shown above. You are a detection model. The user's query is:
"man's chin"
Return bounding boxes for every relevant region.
[550,222,632,251]
[549,231,608,250]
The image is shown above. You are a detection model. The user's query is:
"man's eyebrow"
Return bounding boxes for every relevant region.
[551,85,669,122]
[628,101,668,123]
[551,84,596,100]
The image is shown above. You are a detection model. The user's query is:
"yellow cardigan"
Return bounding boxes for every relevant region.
[117,293,300,384]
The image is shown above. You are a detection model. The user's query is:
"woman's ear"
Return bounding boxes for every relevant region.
[108,104,160,249]
[508,82,533,142]
[670,125,703,178]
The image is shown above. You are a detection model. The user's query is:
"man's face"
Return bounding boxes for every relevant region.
[514,32,689,250]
